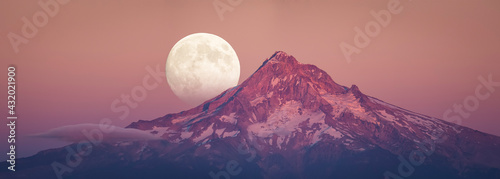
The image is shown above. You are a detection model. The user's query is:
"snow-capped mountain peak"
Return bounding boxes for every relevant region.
[6,51,500,179]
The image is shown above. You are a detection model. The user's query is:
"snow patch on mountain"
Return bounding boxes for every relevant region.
[267,91,274,98]
[246,100,346,147]
[145,126,174,138]
[220,113,238,124]
[223,130,240,138]
[250,96,266,106]
[321,93,377,123]
[376,110,397,122]
[180,131,193,141]
[215,128,225,137]
[271,77,280,87]
[193,123,214,143]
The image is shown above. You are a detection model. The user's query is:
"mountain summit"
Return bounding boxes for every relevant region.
[3,51,500,179]
[127,51,352,147]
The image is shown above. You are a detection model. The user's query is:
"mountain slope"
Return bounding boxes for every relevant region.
[2,51,500,179]
[128,51,500,171]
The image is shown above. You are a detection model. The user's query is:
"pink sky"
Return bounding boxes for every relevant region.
[1,0,499,160]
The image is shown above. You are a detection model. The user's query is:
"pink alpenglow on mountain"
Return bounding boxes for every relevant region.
[2,51,500,179]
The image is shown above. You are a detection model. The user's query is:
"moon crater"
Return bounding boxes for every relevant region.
[166,33,240,107]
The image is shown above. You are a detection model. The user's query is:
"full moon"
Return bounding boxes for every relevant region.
[166,33,240,107]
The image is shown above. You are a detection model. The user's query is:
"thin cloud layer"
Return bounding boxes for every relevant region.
[31,123,161,142]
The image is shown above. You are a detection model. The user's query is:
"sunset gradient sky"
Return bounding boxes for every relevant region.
[1,0,499,160]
